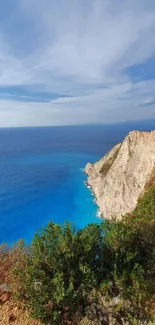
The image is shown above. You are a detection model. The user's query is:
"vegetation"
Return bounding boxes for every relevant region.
[0,186,155,324]
[100,147,120,175]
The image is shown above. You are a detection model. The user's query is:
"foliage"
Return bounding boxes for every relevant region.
[0,239,27,289]
[1,186,155,324]
[100,147,120,175]
[19,222,102,324]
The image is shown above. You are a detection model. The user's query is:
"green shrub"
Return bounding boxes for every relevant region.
[21,222,102,324]
[12,186,155,324]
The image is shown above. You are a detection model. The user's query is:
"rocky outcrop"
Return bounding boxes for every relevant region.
[85,130,155,220]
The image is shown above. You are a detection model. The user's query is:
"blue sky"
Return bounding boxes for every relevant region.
[0,0,155,126]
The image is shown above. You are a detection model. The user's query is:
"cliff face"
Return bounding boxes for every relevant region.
[85,130,155,220]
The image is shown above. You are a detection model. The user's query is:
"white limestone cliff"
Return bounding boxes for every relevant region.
[85,130,155,220]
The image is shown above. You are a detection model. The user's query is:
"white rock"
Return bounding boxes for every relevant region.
[84,130,155,220]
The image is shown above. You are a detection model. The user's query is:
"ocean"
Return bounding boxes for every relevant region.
[0,121,155,245]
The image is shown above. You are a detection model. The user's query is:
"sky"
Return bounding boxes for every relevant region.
[0,0,155,127]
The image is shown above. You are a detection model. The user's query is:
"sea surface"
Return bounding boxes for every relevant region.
[0,121,155,245]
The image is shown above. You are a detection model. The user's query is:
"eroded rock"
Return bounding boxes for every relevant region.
[85,130,155,220]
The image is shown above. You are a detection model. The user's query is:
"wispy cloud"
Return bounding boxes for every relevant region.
[140,97,155,106]
[0,0,155,126]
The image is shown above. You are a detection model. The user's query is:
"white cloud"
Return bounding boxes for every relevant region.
[1,78,155,127]
[140,97,155,106]
[141,98,154,104]
[0,0,155,126]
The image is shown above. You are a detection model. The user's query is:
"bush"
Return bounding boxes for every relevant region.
[0,240,27,291]
[4,186,155,324]
[21,222,102,324]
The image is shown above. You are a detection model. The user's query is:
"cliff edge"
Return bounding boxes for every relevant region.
[85,130,155,219]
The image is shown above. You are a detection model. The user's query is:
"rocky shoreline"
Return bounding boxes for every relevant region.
[84,179,103,219]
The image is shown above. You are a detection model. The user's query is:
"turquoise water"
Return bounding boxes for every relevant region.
[1,122,154,245]
[0,127,103,245]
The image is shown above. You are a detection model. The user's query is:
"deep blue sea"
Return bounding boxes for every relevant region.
[0,121,155,245]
